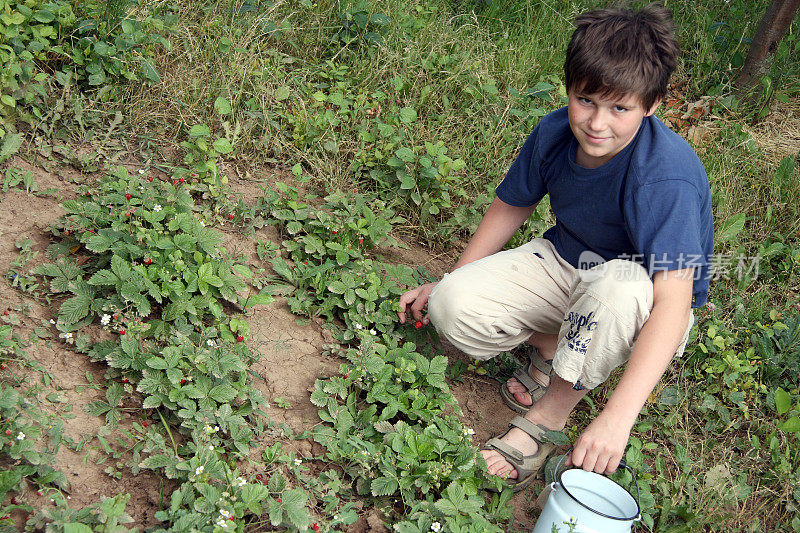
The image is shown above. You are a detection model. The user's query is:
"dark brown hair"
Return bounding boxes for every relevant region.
[564,3,680,110]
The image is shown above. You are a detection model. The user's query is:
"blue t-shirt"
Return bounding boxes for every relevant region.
[496,107,714,308]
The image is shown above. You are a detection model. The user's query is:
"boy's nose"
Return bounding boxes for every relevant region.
[588,109,608,132]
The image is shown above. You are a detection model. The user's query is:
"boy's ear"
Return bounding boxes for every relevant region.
[644,98,662,117]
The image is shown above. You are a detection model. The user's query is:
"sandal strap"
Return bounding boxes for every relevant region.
[529,347,553,376]
[484,437,525,463]
[512,364,541,393]
[508,416,550,446]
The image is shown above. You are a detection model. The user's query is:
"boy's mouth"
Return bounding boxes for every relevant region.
[583,132,609,144]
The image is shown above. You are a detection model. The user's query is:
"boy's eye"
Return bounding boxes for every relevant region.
[579,97,593,105]
[614,105,628,112]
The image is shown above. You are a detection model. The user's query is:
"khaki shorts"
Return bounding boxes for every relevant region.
[428,239,694,389]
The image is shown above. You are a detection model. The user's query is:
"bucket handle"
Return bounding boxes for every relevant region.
[552,448,641,522]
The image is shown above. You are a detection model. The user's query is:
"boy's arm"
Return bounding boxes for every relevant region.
[397,197,537,324]
[569,268,694,473]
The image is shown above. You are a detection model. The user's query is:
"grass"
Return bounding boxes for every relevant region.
[2,0,800,530]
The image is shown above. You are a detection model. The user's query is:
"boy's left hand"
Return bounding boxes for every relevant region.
[566,412,631,474]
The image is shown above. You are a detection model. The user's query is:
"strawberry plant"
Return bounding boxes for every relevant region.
[310,337,510,530]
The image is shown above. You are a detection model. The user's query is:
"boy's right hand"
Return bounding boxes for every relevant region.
[397,282,438,325]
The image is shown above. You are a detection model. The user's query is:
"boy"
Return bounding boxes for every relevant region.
[397,4,713,490]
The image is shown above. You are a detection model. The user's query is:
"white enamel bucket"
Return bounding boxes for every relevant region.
[532,452,641,533]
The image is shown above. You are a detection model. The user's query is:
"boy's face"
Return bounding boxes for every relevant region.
[567,88,660,168]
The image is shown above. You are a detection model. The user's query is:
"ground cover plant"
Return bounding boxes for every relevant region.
[0,0,799,531]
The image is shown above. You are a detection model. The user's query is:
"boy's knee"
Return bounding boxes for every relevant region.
[580,259,653,312]
[428,275,466,336]
[427,276,499,361]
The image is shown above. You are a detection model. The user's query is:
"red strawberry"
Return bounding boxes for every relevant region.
[191,172,198,178]
[179,178,185,183]
[125,212,131,217]
[64,230,70,236]
[0,364,6,370]
[229,517,234,521]
[332,229,337,234]
[147,176,153,182]
[113,313,119,320]
[3,310,8,316]
[313,523,320,532]
[119,329,126,335]
[358,238,364,244]
[236,335,244,343]
[144,257,152,265]
[255,473,263,481]
[125,193,131,200]
[414,320,423,329]
[276,497,282,503]
[4,430,10,435]
[122,378,129,383]
[228,214,234,220]
[343,373,349,379]
[142,421,149,428]
[180,379,186,385]
[173,179,179,185]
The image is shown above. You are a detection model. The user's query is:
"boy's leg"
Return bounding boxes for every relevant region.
[483,259,694,478]
[427,239,575,360]
[483,373,588,479]
[505,332,559,407]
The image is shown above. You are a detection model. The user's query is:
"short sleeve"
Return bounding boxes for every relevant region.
[625,179,708,274]
[495,128,547,207]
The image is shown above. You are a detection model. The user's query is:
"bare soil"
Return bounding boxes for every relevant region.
[0,155,547,531]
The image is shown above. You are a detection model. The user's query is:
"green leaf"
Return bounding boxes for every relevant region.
[196,227,224,254]
[189,124,211,137]
[142,395,162,409]
[716,213,745,244]
[214,97,232,116]
[371,476,398,497]
[275,86,290,101]
[245,291,273,308]
[88,269,118,286]
[542,429,571,446]
[398,107,417,124]
[213,138,234,154]
[209,383,238,403]
[775,388,792,415]
[281,489,309,529]
[433,498,459,516]
[106,383,124,407]
[63,524,94,533]
[141,59,162,83]
[781,417,800,433]
[328,281,347,294]
[395,147,415,163]
[59,294,92,325]
[0,133,23,162]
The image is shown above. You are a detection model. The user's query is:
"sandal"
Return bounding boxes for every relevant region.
[500,347,552,414]
[482,416,556,492]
